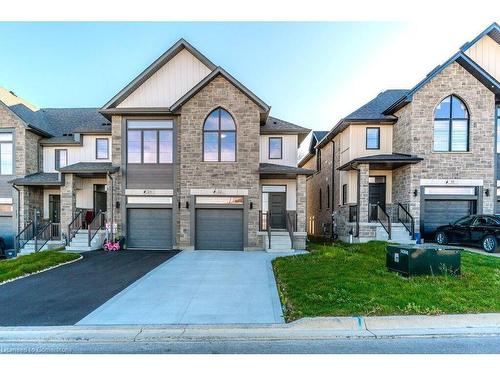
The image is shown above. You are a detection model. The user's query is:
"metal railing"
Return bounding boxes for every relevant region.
[34,221,52,253]
[88,210,105,247]
[67,210,83,245]
[266,211,271,249]
[375,204,391,240]
[285,211,295,249]
[50,223,61,240]
[397,203,415,240]
[15,220,34,252]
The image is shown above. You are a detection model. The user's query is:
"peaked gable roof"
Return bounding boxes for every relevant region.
[297,130,330,167]
[101,39,217,110]
[169,66,270,115]
[460,22,500,52]
[260,116,310,134]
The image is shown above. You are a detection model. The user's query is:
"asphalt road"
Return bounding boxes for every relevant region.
[0,250,178,326]
[1,335,498,354]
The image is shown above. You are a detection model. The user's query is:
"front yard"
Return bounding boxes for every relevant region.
[272,241,500,322]
[0,250,81,284]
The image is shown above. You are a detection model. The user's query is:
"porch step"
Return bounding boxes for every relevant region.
[65,229,106,253]
[265,231,293,252]
[376,224,416,244]
[18,240,65,255]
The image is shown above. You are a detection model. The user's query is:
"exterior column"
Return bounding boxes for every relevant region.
[358,163,370,223]
[294,174,307,250]
[60,173,77,240]
[18,186,43,229]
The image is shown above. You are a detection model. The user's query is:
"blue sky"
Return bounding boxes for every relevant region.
[0,22,492,130]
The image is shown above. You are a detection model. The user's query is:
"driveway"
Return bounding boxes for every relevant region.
[78,250,293,325]
[0,250,178,326]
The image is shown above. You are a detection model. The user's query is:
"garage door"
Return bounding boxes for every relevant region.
[195,209,243,251]
[127,208,172,249]
[421,200,476,239]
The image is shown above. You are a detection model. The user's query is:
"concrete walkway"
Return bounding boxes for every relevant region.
[78,250,298,325]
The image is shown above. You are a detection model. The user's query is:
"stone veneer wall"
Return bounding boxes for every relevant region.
[303,140,334,237]
[107,115,123,235]
[60,174,80,238]
[392,62,496,228]
[177,75,261,250]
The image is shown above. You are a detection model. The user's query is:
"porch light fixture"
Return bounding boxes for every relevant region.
[249,202,253,209]
[186,201,189,209]
[485,189,490,197]
[115,201,120,209]
[413,189,418,197]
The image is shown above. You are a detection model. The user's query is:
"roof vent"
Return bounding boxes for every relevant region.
[273,121,277,124]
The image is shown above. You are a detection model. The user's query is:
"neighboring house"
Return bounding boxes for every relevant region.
[1,39,312,253]
[301,22,500,243]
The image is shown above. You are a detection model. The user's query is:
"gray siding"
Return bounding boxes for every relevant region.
[126,164,173,189]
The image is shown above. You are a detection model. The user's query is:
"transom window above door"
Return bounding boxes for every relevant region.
[203,108,236,162]
[127,120,173,164]
[433,95,469,152]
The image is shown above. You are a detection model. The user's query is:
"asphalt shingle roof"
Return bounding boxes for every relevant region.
[261,116,310,134]
[259,163,314,176]
[58,162,119,174]
[344,89,409,121]
[9,172,61,186]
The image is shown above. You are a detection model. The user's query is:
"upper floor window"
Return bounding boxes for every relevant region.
[96,138,109,160]
[433,95,469,152]
[55,149,68,170]
[268,137,282,159]
[0,133,13,175]
[127,120,173,164]
[316,148,321,171]
[203,108,236,162]
[366,127,380,149]
[342,184,347,205]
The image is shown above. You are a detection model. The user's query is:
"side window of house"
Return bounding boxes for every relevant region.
[342,184,347,205]
[327,184,330,208]
[268,137,282,159]
[319,188,322,210]
[203,108,236,162]
[127,120,173,164]
[0,133,13,175]
[366,127,380,149]
[96,138,109,159]
[434,95,469,152]
[54,149,68,169]
[316,148,321,171]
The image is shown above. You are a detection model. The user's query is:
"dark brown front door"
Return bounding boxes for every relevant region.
[269,192,286,229]
[49,194,60,223]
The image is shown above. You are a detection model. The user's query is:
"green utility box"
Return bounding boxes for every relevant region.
[386,245,461,277]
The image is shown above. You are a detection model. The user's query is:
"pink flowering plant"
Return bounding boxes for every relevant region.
[103,240,120,251]
[103,222,123,251]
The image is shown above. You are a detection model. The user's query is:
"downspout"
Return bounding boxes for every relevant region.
[12,184,21,234]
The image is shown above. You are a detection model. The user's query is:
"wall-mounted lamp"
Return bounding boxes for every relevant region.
[185,201,190,209]
[485,189,490,197]
[115,201,120,209]
[178,201,181,209]
[249,202,253,209]
[413,189,418,197]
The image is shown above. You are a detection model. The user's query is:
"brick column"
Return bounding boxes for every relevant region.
[60,173,77,239]
[358,163,370,223]
[296,174,307,232]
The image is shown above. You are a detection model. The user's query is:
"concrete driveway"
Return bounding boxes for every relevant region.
[78,250,295,325]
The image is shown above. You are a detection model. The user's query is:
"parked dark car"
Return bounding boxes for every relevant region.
[434,215,500,253]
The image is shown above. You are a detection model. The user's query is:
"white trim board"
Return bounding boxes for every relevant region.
[190,188,249,196]
[420,179,484,187]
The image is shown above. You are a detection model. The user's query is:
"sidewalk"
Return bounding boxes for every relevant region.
[1,314,499,343]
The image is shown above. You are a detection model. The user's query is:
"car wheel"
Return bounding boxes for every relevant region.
[435,231,448,245]
[482,235,497,253]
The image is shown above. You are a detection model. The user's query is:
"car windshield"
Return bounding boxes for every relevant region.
[453,216,474,226]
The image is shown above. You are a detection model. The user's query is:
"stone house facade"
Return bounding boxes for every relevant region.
[301,22,500,244]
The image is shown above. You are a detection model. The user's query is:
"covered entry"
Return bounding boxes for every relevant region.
[127,208,173,249]
[421,185,480,240]
[194,196,244,251]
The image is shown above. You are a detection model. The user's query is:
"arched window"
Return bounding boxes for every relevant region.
[434,95,469,152]
[203,108,236,161]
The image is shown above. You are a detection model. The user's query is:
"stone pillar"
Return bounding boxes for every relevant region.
[18,186,43,228]
[60,173,77,239]
[358,163,370,223]
[294,174,307,250]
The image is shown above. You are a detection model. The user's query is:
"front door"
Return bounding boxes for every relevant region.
[93,184,107,214]
[369,177,386,221]
[269,192,286,229]
[49,194,61,223]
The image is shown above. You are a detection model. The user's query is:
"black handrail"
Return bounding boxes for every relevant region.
[266,211,272,249]
[34,221,52,253]
[285,211,295,249]
[67,210,83,245]
[397,203,415,240]
[88,210,105,246]
[15,220,34,252]
[377,204,391,240]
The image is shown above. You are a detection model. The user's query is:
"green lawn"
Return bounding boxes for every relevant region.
[0,249,81,284]
[272,240,500,322]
